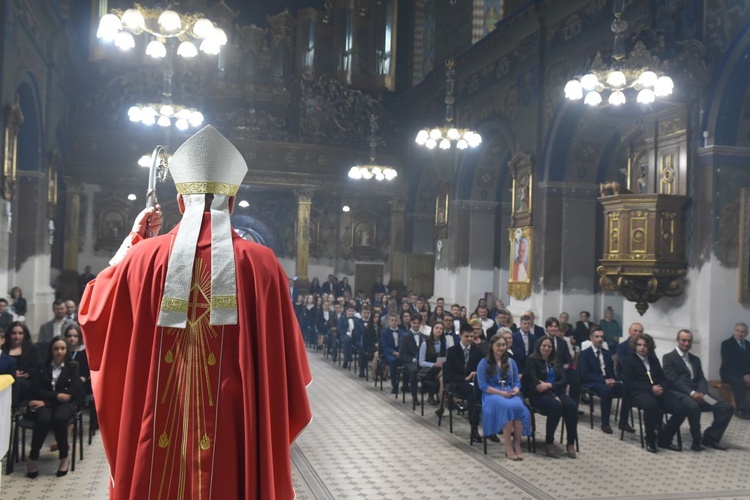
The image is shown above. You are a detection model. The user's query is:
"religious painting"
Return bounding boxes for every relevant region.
[2,103,23,201]
[509,151,533,227]
[46,149,60,220]
[508,226,532,300]
[95,194,131,251]
[740,187,750,303]
[434,184,449,239]
[350,209,378,260]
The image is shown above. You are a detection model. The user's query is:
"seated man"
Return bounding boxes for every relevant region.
[337,303,363,370]
[573,311,594,347]
[399,315,425,403]
[444,324,484,443]
[720,322,750,419]
[544,317,582,412]
[327,302,343,361]
[663,329,733,451]
[380,314,405,394]
[621,333,687,453]
[578,327,629,434]
[511,314,543,373]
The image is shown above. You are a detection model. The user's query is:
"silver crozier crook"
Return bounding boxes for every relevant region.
[145,145,170,238]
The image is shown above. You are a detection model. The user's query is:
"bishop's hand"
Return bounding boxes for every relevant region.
[132,205,162,239]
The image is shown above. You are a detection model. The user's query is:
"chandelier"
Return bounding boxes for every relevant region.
[348,114,397,181]
[415,59,481,150]
[96,4,227,58]
[563,1,673,106]
[128,103,204,130]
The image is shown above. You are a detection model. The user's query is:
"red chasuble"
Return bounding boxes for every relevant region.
[79,214,312,500]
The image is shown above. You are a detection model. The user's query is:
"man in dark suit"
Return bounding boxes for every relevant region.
[380,314,405,394]
[720,322,750,419]
[444,323,484,443]
[399,315,425,403]
[0,299,13,333]
[441,313,459,346]
[578,327,628,434]
[544,317,583,412]
[371,276,387,298]
[663,329,733,451]
[616,322,645,373]
[358,306,374,377]
[524,310,546,339]
[321,274,337,295]
[338,304,364,370]
[511,314,542,372]
[621,333,687,453]
[288,277,300,305]
[327,302,343,362]
[573,311,594,347]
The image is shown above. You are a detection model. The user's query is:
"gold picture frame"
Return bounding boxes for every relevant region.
[508,226,532,300]
[740,187,750,303]
[46,150,60,219]
[2,103,24,201]
[434,190,449,239]
[509,151,533,228]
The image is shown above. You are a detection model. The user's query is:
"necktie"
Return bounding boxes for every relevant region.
[393,330,398,347]
[683,353,694,379]
[741,342,746,351]
[464,347,470,364]
[596,349,604,375]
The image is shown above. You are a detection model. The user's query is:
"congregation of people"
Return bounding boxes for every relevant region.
[294,276,747,460]
[0,286,93,478]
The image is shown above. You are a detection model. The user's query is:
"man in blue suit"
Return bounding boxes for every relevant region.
[579,326,627,433]
[380,314,405,394]
[512,314,543,372]
[338,303,364,370]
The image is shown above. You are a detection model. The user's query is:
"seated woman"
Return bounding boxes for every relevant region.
[26,335,82,478]
[316,299,331,351]
[361,310,382,378]
[522,337,578,459]
[2,321,40,403]
[477,333,531,460]
[418,322,447,416]
[64,324,90,391]
[9,286,27,319]
[308,277,322,296]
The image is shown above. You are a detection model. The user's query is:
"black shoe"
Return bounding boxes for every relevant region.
[471,432,483,444]
[619,423,636,433]
[488,434,500,443]
[658,440,681,452]
[412,398,421,407]
[703,438,729,450]
[435,408,444,418]
[390,387,399,394]
[691,440,704,452]
[56,469,69,477]
[342,363,349,369]
[359,372,365,378]
[645,442,657,453]
[736,410,750,420]
[25,471,38,479]
[577,410,585,416]
[601,424,613,434]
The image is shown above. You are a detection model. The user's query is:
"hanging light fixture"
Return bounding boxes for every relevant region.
[415,59,481,150]
[97,4,227,59]
[128,104,204,130]
[563,0,673,107]
[349,114,398,181]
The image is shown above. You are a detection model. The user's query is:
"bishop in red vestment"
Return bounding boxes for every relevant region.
[79,126,312,499]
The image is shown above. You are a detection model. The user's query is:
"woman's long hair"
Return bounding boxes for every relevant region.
[425,323,445,360]
[45,335,71,365]
[2,321,31,353]
[485,333,510,381]
[529,336,557,364]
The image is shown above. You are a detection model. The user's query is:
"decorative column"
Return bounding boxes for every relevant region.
[60,180,82,300]
[388,198,406,294]
[294,190,313,290]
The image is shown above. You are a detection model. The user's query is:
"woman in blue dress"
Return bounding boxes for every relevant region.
[477,333,531,460]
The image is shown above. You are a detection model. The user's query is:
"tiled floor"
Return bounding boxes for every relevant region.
[4,350,750,499]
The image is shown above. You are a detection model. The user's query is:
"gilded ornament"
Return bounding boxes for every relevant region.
[207,353,216,366]
[200,434,211,451]
[165,349,174,364]
[158,433,170,448]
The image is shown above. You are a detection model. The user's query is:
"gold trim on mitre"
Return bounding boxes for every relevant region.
[175,181,239,196]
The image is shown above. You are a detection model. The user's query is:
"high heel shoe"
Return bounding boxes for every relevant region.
[56,469,69,477]
[505,451,521,461]
[25,471,39,479]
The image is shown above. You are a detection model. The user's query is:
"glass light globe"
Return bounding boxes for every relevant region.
[121,8,145,31]
[606,71,626,88]
[447,128,460,140]
[211,28,228,46]
[456,139,468,149]
[127,193,137,201]
[467,132,482,147]
[384,168,397,180]
[608,90,626,105]
[138,155,151,167]
[342,205,350,212]
[429,128,442,140]
[146,40,166,58]
[189,111,204,127]
[580,73,599,91]
[361,169,373,180]
[157,116,171,127]
[176,108,192,120]
[654,76,674,97]
[158,10,182,33]
[142,113,156,126]
[564,80,583,100]
[175,118,189,131]
[200,38,220,55]
[637,88,655,104]
[159,105,175,117]
[584,91,602,106]
[425,138,437,149]
[415,129,429,145]
[439,138,451,150]
[348,167,362,179]
[177,41,198,58]
[375,171,385,181]
[114,31,135,50]
[238,200,250,208]
[97,14,123,42]
[638,71,658,88]
[127,106,142,122]
[193,18,215,39]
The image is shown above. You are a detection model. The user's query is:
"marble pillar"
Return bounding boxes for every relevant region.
[294,190,313,290]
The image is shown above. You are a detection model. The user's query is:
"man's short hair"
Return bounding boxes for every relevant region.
[460,323,474,334]
[519,314,532,323]
[545,317,559,328]
[410,315,422,324]
[361,305,371,312]
[451,303,461,310]
[443,312,453,320]
[53,299,65,307]
[590,326,604,337]
[345,304,355,311]
[580,311,590,317]
[676,329,692,339]
[0,298,8,306]
[735,322,749,332]
[437,297,444,302]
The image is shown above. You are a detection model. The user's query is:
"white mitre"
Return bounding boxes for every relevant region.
[158,125,248,328]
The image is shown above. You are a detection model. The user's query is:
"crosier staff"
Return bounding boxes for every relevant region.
[145,145,169,238]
